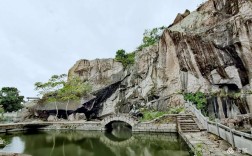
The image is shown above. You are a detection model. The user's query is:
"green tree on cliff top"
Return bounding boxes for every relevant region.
[137,26,166,51]
[115,49,135,68]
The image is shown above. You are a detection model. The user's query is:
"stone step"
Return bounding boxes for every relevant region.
[177,119,195,122]
[180,125,199,128]
[177,116,201,132]
[179,124,198,127]
[181,126,200,129]
[177,117,193,119]
[180,125,198,127]
[181,129,200,131]
[181,127,200,129]
[180,124,199,127]
[179,122,197,124]
[181,129,201,132]
[180,126,199,128]
[178,121,195,123]
[178,119,191,121]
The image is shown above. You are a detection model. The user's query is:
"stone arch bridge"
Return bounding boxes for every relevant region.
[101,114,139,130]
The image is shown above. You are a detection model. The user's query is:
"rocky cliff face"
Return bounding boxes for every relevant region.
[69,0,252,120]
[68,59,124,91]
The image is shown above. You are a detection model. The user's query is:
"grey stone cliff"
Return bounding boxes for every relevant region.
[68,0,252,120]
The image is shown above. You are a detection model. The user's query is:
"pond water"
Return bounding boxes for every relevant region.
[0,126,191,156]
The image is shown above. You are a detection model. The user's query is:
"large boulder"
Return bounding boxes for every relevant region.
[47,115,57,122]
[68,114,75,121]
[75,113,86,121]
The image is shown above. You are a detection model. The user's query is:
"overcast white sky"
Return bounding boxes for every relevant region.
[0,0,204,98]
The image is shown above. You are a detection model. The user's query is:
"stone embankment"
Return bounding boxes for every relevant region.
[1,113,251,155]
[0,114,177,133]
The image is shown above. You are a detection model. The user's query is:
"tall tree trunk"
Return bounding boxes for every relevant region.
[55,101,58,120]
[66,99,70,119]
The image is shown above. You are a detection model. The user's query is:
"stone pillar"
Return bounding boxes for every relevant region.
[217,97,226,119]
[246,94,252,113]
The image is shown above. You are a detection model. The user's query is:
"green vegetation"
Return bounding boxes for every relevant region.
[35,74,92,117]
[58,76,92,117]
[167,106,184,114]
[212,89,252,100]
[141,107,184,122]
[0,87,24,112]
[141,110,167,121]
[115,49,135,68]
[184,92,207,114]
[219,91,245,100]
[35,74,67,97]
[35,74,68,117]
[137,26,166,51]
[195,143,203,156]
[114,26,166,68]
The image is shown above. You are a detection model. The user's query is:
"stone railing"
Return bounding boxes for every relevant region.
[185,102,252,155]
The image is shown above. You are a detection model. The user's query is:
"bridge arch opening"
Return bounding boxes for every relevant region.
[104,121,132,141]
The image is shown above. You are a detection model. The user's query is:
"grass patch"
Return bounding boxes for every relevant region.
[141,111,167,122]
[167,106,184,114]
[140,106,184,122]
[195,143,203,156]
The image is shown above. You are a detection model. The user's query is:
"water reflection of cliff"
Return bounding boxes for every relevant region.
[1,131,190,156]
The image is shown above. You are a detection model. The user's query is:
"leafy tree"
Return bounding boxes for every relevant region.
[137,26,166,51]
[35,74,92,119]
[35,74,67,118]
[115,49,126,61]
[0,87,24,112]
[115,49,135,68]
[125,52,135,66]
[184,92,207,115]
[58,76,92,118]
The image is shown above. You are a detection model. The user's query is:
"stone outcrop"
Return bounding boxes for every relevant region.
[171,9,191,25]
[68,59,124,91]
[69,0,252,120]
